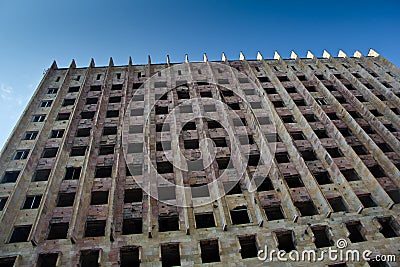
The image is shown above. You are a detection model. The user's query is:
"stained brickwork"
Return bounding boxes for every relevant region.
[0,50,400,266]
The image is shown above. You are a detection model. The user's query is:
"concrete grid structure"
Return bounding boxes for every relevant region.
[0,49,400,266]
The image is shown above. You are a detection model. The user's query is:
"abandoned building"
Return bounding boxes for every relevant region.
[0,49,400,266]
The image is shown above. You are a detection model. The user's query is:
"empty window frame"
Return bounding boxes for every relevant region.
[62,98,75,106]
[70,146,87,156]
[99,145,115,155]
[50,129,64,138]
[159,216,179,232]
[341,168,360,181]
[64,167,81,180]
[56,113,70,121]
[311,225,333,248]
[161,243,181,267]
[264,205,285,221]
[56,193,76,207]
[195,213,215,228]
[1,170,20,183]
[327,196,348,212]
[103,126,117,135]
[41,148,58,158]
[295,201,319,216]
[84,220,106,237]
[36,253,59,267]
[238,235,258,259]
[275,230,296,253]
[33,115,46,122]
[47,88,58,94]
[376,217,400,238]
[275,152,290,163]
[122,218,143,235]
[357,193,378,208]
[230,206,250,225]
[124,188,143,203]
[22,131,38,140]
[112,84,123,90]
[284,175,304,188]
[313,171,333,185]
[95,166,112,178]
[79,250,100,267]
[90,191,109,205]
[47,222,69,240]
[106,110,119,118]
[68,86,80,92]
[22,195,42,209]
[81,111,95,119]
[346,221,366,243]
[86,97,98,105]
[13,150,29,160]
[76,128,91,137]
[0,197,8,211]
[40,100,53,107]
[109,96,122,103]
[200,239,220,263]
[9,225,32,243]
[90,85,101,91]
[120,246,140,267]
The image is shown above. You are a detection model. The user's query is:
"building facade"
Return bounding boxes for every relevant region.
[0,49,399,266]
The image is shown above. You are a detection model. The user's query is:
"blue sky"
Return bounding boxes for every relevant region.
[0,0,399,149]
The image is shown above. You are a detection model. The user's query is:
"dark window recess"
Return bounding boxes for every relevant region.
[157,162,173,174]
[247,154,260,166]
[33,115,46,122]
[275,230,296,253]
[216,157,232,170]
[1,171,20,183]
[0,197,8,211]
[378,143,393,153]
[313,130,329,140]
[306,85,317,92]
[385,123,398,132]
[109,96,122,103]
[207,120,222,129]
[161,243,181,267]
[227,102,240,110]
[32,169,51,182]
[80,250,100,267]
[313,171,332,185]
[22,195,42,209]
[99,145,115,155]
[286,87,297,93]
[62,98,75,106]
[70,146,87,156]
[230,206,250,225]
[14,150,29,160]
[328,196,348,212]
[258,76,270,83]
[81,111,95,119]
[68,86,80,92]
[195,213,215,228]
[327,113,339,120]
[281,115,296,123]
[9,225,32,243]
[47,88,58,94]
[116,73,121,79]
[0,257,17,267]
[84,220,106,237]
[300,150,318,161]
[266,133,281,142]
[256,177,274,191]
[326,147,343,158]
[124,188,143,203]
[95,167,112,178]
[316,98,328,105]
[120,246,140,267]
[355,95,367,102]
[159,216,179,232]
[64,167,81,180]
[86,98,98,105]
[346,221,366,243]
[200,239,220,263]
[182,121,196,131]
[348,111,362,119]
[50,129,64,138]
[275,152,290,163]
[132,83,142,89]
[90,85,101,91]
[368,165,386,178]
[291,132,305,140]
[272,100,285,107]
[224,182,242,195]
[103,126,117,135]
[304,114,319,122]
[312,226,333,248]
[377,217,400,238]
[250,102,262,109]
[239,235,258,259]
[106,110,119,118]
[56,113,70,121]
[285,175,304,188]
[357,194,378,208]
[264,205,285,221]
[90,191,109,205]
[200,91,212,97]
[76,128,91,137]
[233,117,248,126]
[212,138,227,147]
[295,201,318,216]
[184,139,199,149]
[156,93,168,100]
[155,106,169,115]
[341,168,360,181]
[177,90,190,99]
[335,96,347,103]
[42,148,58,158]
[277,76,290,82]
[112,84,123,90]
[57,193,76,207]
[338,128,352,137]
[122,218,143,235]
[156,141,171,151]
[23,131,38,140]
[37,253,59,267]
[47,222,69,240]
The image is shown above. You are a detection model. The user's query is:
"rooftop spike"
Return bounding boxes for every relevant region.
[239,51,245,61]
[273,51,281,60]
[128,56,132,66]
[203,53,208,62]
[256,51,263,61]
[221,52,227,62]
[185,54,189,63]
[50,60,58,70]
[109,57,114,67]
[306,50,315,59]
[69,59,76,69]
[353,51,363,58]
[89,58,95,68]
[290,51,298,60]
[166,55,170,65]
[322,50,331,59]
[338,50,347,58]
[147,55,151,64]
[368,48,380,57]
